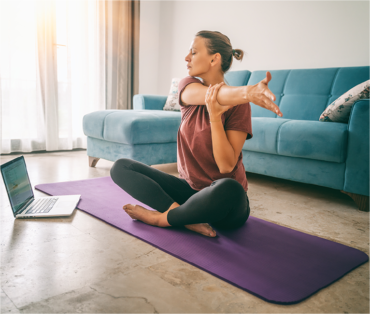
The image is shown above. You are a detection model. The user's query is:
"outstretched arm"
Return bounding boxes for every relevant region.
[181,71,283,117]
[181,82,247,107]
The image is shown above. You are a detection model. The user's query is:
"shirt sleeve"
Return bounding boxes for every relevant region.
[224,103,253,140]
[178,76,203,106]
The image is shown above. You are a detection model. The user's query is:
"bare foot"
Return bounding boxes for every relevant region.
[123,203,217,237]
[123,204,163,226]
[168,202,217,238]
[185,223,217,237]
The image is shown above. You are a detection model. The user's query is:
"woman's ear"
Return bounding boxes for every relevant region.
[215,53,222,63]
[211,53,221,64]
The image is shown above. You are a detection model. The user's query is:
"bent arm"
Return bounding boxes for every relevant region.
[210,121,235,173]
[181,83,247,107]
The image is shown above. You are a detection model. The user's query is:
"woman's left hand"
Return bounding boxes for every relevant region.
[205,82,233,120]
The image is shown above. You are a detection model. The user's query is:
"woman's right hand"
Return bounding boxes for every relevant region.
[246,71,283,117]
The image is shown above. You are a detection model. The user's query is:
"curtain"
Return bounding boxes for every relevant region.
[0,0,140,154]
[105,0,140,110]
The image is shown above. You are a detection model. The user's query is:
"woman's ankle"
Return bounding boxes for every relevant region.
[158,202,180,227]
[168,201,180,211]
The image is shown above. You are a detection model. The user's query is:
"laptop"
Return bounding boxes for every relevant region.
[1,156,80,219]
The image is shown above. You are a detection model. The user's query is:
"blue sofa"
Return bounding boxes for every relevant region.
[83,66,369,211]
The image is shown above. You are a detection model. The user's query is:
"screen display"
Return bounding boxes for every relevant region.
[1,157,33,214]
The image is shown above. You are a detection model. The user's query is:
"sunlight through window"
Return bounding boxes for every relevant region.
[1,0,105,153]
[0,0,38,140]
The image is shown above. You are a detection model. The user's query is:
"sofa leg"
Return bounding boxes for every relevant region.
[88,156,100,167]
[340,190,369,212]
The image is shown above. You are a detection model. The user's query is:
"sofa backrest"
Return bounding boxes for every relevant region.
[225,66,370,121]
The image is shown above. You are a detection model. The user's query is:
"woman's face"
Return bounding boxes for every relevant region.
[185,36,212,77]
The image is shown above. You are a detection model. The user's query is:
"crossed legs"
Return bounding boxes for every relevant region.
[110,158,250,237]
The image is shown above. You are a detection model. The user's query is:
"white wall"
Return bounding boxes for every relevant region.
[140,0,369,96]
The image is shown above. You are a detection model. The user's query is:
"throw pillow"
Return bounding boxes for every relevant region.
[163,78,181,111]
[319,80,370,123]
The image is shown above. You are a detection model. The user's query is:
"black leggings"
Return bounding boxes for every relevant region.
[110,158,250,229]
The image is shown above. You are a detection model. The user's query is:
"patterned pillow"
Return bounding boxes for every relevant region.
[163,78,181,111]
[319,80,370,123]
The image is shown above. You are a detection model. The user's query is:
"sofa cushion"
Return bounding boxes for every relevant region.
[243,118,289,154]
[163,78,181,111]
[247,67,370,121]
[277,120,348,163]
[242,118,348,163]
[103,110,181,144]
[83,110,117,140]
[319,80,370,123]
[224,70,251,87]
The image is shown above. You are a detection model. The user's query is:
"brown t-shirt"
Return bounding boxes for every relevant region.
[177,76,253,192]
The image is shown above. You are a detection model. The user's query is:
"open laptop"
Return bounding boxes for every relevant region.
[1,156,80,219]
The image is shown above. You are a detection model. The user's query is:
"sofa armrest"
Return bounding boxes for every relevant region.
[343,99,369,196]
[133,94,167,110]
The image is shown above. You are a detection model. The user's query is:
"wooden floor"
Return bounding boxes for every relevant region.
[1,150,369,313]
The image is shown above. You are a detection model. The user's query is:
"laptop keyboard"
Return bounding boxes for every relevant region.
[24,198,58,214]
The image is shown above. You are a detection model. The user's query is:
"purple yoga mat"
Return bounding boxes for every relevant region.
[35,176,368,305]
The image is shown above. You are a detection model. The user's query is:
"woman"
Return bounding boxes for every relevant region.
[110,30,282,237]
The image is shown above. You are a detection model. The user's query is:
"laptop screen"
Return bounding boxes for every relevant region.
[1,156,34,214]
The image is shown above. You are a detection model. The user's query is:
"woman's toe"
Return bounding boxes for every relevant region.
[209,228,216,237]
